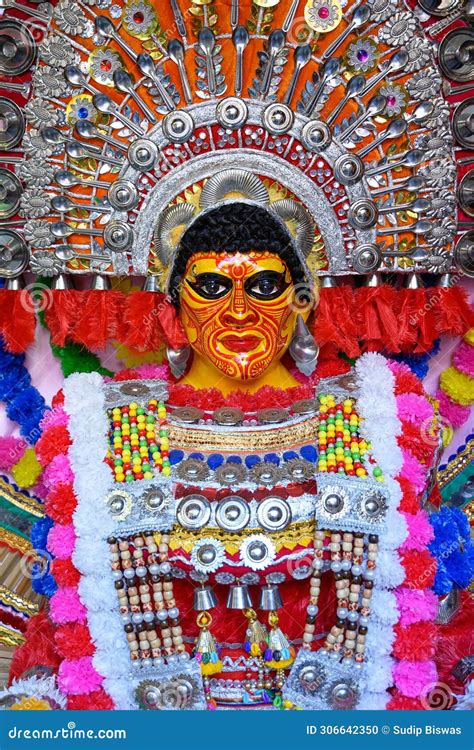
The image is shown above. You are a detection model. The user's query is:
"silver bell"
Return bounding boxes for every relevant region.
[193,585,218,611]
[258,583,283,611]
[226,583,253,610]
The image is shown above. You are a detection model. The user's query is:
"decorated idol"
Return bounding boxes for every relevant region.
[0,0,473,713]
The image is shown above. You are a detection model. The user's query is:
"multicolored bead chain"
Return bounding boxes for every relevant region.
[316,395,383,481]
[106,400,170,483]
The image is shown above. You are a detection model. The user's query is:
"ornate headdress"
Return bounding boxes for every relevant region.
[1,0,472,293]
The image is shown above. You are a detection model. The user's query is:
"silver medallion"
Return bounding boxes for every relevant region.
[257,496,291,532]
[177,494,211,530]
[215,495,250,532]
[212,406,244,426]
[172,406,204,424]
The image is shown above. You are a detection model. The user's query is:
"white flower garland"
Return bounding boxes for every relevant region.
[64,372,135,710]
[354,353,408,709]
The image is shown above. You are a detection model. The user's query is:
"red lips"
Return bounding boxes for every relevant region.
[219,335,262,353]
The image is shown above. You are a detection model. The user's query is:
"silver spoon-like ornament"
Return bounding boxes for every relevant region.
[357,118,408,158]
[377,219,432,236]
[168,39,193,106]
[365,148,425,177]
[51,195,111,215]
[322,5,371,60]
[283,44,312,106]
[340,94,387,142]
[302,57,341,117]
[75,120,128,152]
[65,65,102,97]
[65,140,124,167]
[378,197,430,215]
[41,126,102,155]
[371,175,425,197]
[54,245,111,263]
[232,25,249,98]
[137,53,176,112]
[54,170,104,190]
[198,27,218,97]
[326,74,365,126]
[95,16,138,62]
[113,70,158,124]
[361,50,408,96]
[261,29,286,99]
[93,94,146,137]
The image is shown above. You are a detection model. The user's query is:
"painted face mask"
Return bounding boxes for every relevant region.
[179,251,301,381]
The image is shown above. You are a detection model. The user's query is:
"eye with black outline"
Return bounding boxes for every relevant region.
[187,272,233,300]
[245,271,290,300]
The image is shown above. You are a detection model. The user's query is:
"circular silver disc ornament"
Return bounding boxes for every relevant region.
[361,490,386,519]
[257,496,291,532]
[334,153,364,185]
[177,494,211,530]
[215,495,250,532]
[172,406,204,423]
[0,230,28,277]
[215,462,247,485]
[257,407,289,424]
[108,180,139,211]
[127,138,158,171]
[120,382,150,397]
[212,406,245,425]
[321,486,347,515]
[351,243,382,273]
[142,487,168,512]
[454,231,474,278]
[348,199,379,230]
[0,20,37,76]
[104,221,134,253]
[452,98,474,150]
[328,681,358,709]
[0,98,25,150]
[292,398,317,415]
[439,29,474,82]
[301,120,332,151]
[216,97,248,129]
[262,102,294,135]
[162,110,194,144]
[417,0,459,16]
[457,171,474,218]
[0,169,21,219]
[240,534,276,571]
[106,489,132,520]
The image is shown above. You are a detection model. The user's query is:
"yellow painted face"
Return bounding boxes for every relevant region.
[179,251,303,381]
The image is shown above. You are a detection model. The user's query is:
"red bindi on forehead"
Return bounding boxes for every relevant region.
[215,254,258,279]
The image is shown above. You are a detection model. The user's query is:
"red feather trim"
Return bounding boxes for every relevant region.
[159,297,189,349]
[355,285,401,353]
[397,288,437,353]
[67,689,114,710]
[122,291,166,352]
[51,559,80,588]
[393,622,438,661]
[68,291,125,351]
[55,622,94,659]
[44,291,80,347]
[45,290,126,350]
[0,290,36,353]
[431,286,474,337]
[388,693,425,710]
[314,286,360,358]
[401,549,436,589]
[9,612,59,682]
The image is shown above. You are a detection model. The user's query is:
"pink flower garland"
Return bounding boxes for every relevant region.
[389,362,439,707]
[40,402,114,708]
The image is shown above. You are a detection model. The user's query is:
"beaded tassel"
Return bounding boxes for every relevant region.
[194,611,222,676]
[243,608,269,658]
[264,611,295,670]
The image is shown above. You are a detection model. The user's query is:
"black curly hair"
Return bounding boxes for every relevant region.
[168,202,308,304]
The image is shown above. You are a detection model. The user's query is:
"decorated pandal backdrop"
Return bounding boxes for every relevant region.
[0,0,472,713]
